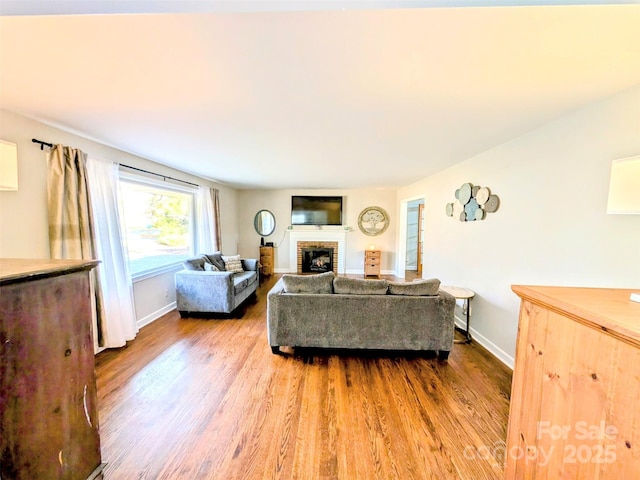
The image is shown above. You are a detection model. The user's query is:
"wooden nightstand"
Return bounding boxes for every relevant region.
[364,249,381,278]
[259,246,274,276]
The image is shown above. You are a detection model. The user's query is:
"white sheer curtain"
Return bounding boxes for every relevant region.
[196,186,220,253]
[86,157,138,348]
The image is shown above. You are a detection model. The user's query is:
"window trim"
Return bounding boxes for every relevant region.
[130,262,184,284]
[118,170,198,281]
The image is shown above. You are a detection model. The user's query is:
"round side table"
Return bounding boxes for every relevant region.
[440,286,475,344]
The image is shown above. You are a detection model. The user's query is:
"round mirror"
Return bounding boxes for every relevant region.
[254,210,276,236]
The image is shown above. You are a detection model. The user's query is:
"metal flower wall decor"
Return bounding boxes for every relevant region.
[446,182,500,222]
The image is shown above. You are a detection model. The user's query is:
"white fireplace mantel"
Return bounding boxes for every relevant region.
[288,226,350,274]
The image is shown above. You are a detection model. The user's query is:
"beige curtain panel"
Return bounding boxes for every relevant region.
[212,187,222,251]
[47,145,94,259]
[47,145,105,344]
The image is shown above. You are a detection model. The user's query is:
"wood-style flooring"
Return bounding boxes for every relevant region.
[95,274,512,479]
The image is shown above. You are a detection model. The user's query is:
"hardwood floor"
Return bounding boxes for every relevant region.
[405,270,420,281]
[95,275,512,479]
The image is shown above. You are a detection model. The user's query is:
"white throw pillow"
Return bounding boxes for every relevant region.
[222,255,244,273]
[204,262,220,271]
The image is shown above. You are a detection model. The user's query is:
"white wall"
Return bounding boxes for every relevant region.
[399,86,640,367]
[237,188,398,274]
[0,109,239,327]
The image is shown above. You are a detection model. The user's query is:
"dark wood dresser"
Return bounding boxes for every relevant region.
[0,259,103,480]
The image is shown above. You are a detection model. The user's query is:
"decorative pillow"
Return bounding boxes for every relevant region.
[281,271,335,294]
[183,257,206,271]
[204,262,220,272]
[203,252,225,271]
[333,276,388,295]
[388,278,441,296]
[222,254,244,273]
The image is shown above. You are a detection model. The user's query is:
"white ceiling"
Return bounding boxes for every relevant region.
[1,1,639,189]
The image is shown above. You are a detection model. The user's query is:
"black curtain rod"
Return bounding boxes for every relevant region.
[32,138,53,150]
[119,164,199,188]
[31,138,198,187]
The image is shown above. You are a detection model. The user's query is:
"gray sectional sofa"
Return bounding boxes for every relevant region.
[267,272,456,359]
[175,253,259,316]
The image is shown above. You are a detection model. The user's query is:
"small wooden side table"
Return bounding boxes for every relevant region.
[259,246,274,277]
[364,249,381,278]
[440,285,475,344]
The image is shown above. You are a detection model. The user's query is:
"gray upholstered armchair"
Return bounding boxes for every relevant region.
[175,253,259,316]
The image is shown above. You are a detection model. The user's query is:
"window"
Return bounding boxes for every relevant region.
[118,173,195,279]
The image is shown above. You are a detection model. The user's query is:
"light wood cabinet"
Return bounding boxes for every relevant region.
[364,249,381,278]
[0,259,103,480]
[259,246,274,276]
[507,285,640,479]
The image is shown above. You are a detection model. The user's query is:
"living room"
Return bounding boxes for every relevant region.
[1,2,639,479]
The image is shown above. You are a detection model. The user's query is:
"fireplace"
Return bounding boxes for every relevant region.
[296,240,339,275]
[290,229,346,274]
[301,248,333,273]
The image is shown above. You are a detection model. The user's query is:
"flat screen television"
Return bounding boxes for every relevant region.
[291,195,343,226]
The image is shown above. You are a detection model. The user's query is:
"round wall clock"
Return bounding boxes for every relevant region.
[358,206,390,236]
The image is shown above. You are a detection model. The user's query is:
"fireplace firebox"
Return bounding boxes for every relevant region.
[301,248,333,274]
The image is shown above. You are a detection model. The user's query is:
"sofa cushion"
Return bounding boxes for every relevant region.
[204,262,220,271]
[183,257,206,271]
[388,278,441,296]
[333,276,388,295]
[222,255,244,273]
[245,270,258,286]
[281,271,335,294]
[203,252,226,271]
[233,271,257,295]
[233,276,248,295]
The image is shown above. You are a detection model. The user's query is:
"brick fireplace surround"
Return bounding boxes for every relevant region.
[296,241,338,275]
[288,227,348,274]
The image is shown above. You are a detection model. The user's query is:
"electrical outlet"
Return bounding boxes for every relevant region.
[164,289,169,299]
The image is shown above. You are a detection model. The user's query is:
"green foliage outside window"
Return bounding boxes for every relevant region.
[146,194,190,246]
[118,177,194,276]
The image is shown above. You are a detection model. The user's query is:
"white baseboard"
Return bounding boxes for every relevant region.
[276,268,397,276]
[454,316,514,369]
[137,301,176,329]
[343,269,396,276]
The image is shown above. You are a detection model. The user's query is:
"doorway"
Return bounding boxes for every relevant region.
[405,198,425,279]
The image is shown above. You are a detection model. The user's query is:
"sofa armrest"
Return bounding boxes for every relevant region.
[175,269,235,313]
[241,258,259,271]
[266,279,286,346]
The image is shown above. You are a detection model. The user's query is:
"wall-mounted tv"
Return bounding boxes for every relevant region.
[291,195,343,226]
